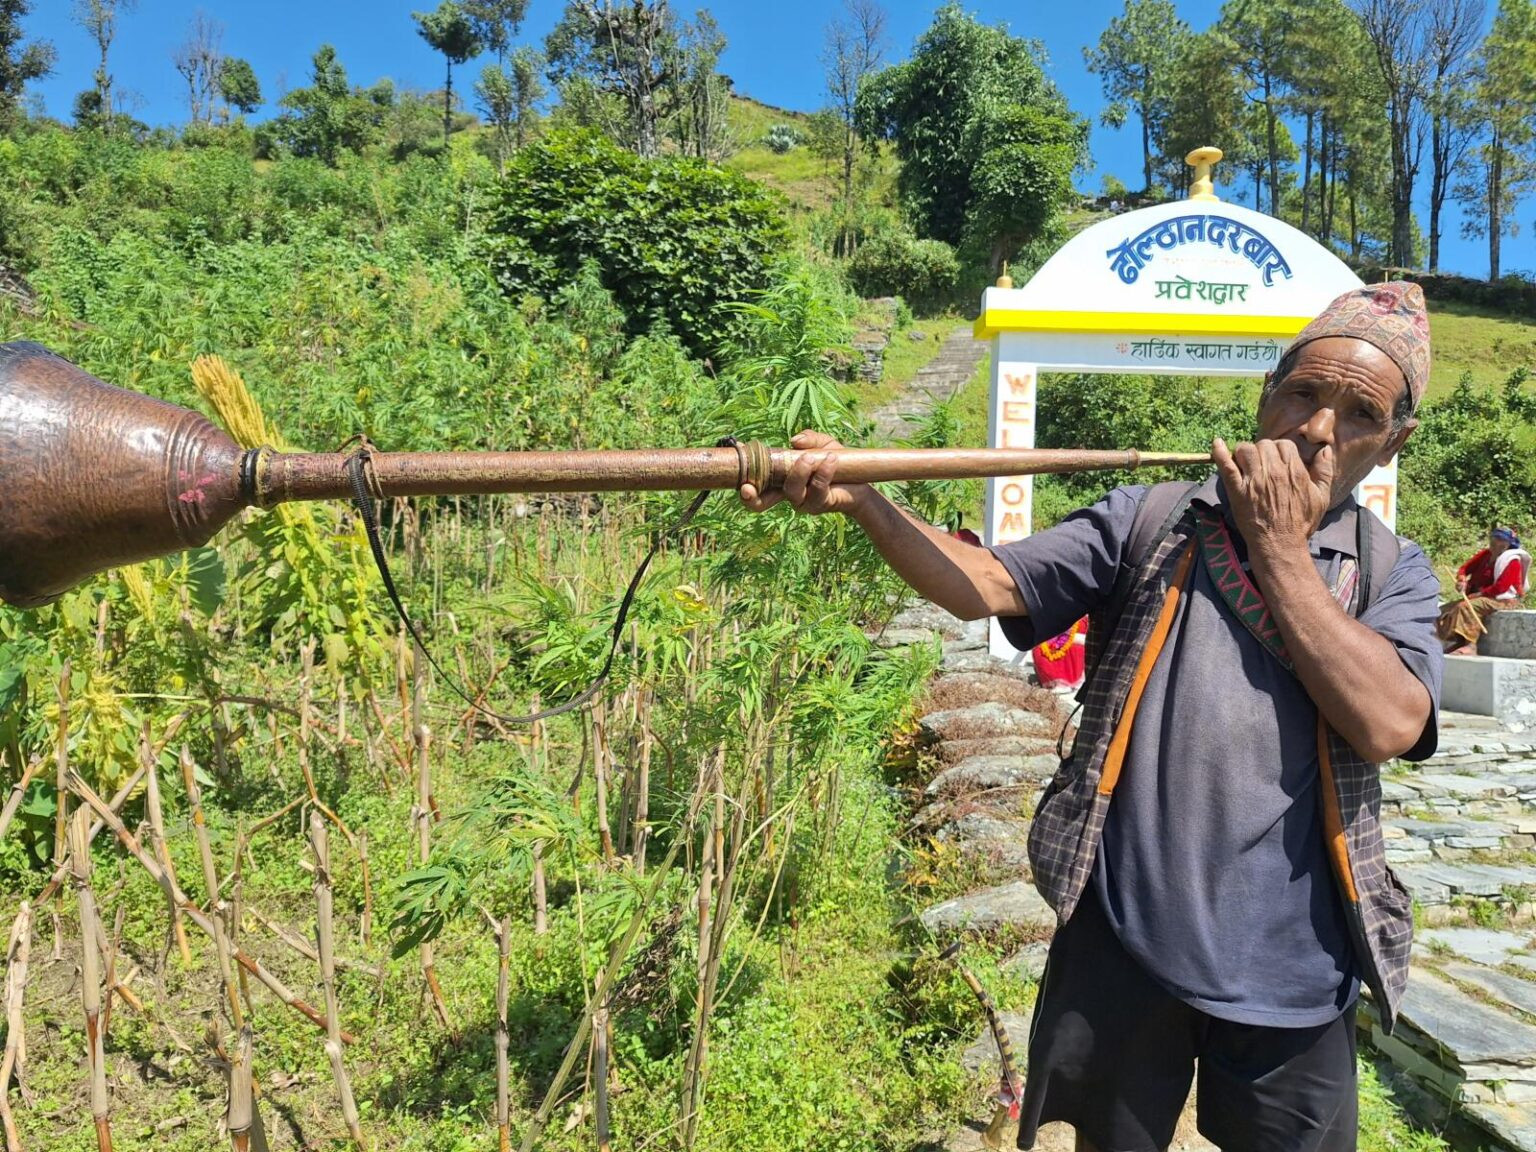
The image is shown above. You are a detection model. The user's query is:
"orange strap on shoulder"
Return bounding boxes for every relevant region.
[1315,718,1359,904]
[1097,543,1195,797]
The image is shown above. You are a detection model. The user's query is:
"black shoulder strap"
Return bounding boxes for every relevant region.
[1354,503,1403,615]
[1078,480,1200,697]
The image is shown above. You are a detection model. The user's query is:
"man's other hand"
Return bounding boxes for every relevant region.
[738,430,870,516]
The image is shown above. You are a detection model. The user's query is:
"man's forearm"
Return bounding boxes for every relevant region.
[1252,544,1431,762]
[847,488,1026,621]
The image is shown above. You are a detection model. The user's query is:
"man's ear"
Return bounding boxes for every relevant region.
[1377,418,1418,466]
[1256,370,1273,420]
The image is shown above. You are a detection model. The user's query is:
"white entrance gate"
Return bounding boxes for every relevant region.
[978,152,1394,662]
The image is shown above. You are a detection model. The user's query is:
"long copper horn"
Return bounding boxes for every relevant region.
[0,342,1210,608]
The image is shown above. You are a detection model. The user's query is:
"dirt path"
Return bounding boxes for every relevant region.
[870,323,988,443]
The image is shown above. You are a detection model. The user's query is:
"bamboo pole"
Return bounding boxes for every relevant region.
[634,691,652,877]
[179,747,242,1030]
[0,756,42,845]
[141,731,191,967]
[309,813,365,1149]
[53,662,70,961]
[593,1003,612,1152]
[225,1026,254,1152]
[496,916,511,1152]
[0,901,32,1152]
[411,643,451,1029]
[593,701,614,866]
[69,808,113,1152]
[64,771,352,1043]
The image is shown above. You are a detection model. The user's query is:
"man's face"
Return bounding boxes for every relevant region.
[1256,336,1417,507]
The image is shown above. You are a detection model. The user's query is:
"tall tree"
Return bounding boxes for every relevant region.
[171,10,223,124]
[1279,0,1358,236]
[1353,0,1432,267]
[823,0,887,235]
[463,0,528,62]
[667,10,730,160]
[414,2,485,148]
[1159,30,1251,196]
[72,0,135,129]
[545,1,677,158]
[1084,0,1191,193]
[1423,0,1486,270]
[1218,0,1297,217]
[1457,0,1536,280]
[218,56,262,117]
[857,3,1088,268]
[476,45,544,171]
[0,0,55,131]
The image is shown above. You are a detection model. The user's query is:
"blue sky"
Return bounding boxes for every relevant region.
[20,0,1517,281]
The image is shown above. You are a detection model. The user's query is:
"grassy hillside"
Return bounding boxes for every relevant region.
[724,95,898,220]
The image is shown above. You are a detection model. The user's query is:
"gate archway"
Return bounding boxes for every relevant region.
[977,149,1391,661]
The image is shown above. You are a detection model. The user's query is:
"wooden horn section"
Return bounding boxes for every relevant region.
[0,341,1211,608]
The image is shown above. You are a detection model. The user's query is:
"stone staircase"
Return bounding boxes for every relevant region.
[869,324,989,443]
[879,601,1536,1151]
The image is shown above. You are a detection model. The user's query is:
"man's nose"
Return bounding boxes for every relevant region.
[1301,406,1336,444]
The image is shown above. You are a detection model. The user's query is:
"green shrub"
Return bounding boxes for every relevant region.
[481,128,791,359]
[1398,370,1536,562]
[845,229,960,314]
[765,124,800,153]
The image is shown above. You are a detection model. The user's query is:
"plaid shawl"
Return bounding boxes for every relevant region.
[1026,505,1412,1032]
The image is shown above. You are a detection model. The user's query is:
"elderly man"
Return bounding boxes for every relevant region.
[742,283,1443,1152]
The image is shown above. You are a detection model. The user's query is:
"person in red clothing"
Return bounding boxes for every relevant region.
[1033,617,1088,693]
[1436,527,1530,652]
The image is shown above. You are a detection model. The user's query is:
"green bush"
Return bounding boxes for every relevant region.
[765,124,800,153]
[1398,370,1536,562]
[480,128,791,359]
[845,229,960,314]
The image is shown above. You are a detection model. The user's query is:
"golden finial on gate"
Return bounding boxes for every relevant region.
[1185,146,1223,202]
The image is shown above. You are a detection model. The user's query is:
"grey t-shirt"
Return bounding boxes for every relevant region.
[990,476,1443,1027]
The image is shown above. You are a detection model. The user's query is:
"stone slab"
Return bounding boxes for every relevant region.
[926,755,1059,796]
[1482,611,1536,661]
[1443,655,1536,731]
[1002,941,1050,981]
[940,813,1030,845]
[1446,963,1536,1019]
[961,1011,1031,1076]
[875,627,942,649]
[1397,863,1515,899]
[1411,773,1518,799]
[920,880,1056,935]
[1417,927,1532,967]
[918,702,1054,744]
[1398,968,1536,1067]
[1462,1099,1536,1150]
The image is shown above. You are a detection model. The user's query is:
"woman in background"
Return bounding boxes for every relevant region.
[1437,527,1529,653]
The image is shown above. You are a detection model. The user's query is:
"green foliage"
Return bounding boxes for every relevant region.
[261,44,392,164]
[845,228,960,315]
[217,56,262,115]
[482,128,791,358]
[1033,371,1253,526]
[856,2,1088,267]
[716,267,857,441]
[0,0,53,131]
[1083,0,1192,191]
[765,124,800,153]
[1398,370,1536,561]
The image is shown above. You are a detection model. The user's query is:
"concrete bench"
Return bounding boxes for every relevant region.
[1443,654,1536,729]
[1481,610,1536,660]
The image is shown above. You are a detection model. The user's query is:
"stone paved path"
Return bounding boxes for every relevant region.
[880,603,1536,1151]
[870,324,988,443]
